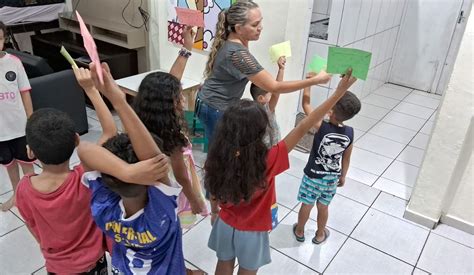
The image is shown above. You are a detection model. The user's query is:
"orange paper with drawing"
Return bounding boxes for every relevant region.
[76,11,103,84]
[175,7,205,28]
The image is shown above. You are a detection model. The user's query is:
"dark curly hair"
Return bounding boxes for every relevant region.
[204,99,269,204]
[101,133,164,198]
[26,108,76,165]
[333,91,361,121]
[132,72,188,155]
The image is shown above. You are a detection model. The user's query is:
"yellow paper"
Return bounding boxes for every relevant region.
[269,41,291,63]
[60,46,78,69]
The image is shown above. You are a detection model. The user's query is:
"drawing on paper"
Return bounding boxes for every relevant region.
[168,0,235,51]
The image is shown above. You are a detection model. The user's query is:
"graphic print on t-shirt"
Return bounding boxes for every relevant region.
[315,133,351,173]
[5,71,16,82]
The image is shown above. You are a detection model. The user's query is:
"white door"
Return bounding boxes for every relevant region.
[390,0,465,94]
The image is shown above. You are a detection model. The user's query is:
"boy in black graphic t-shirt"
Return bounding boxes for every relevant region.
[293,72,361,245]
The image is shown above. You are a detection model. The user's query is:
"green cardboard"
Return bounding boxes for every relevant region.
[327,47,372,80]
[308,55,327,73]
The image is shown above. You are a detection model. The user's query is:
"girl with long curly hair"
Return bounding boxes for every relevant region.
[205,71,357,275]
[132,27,207,225]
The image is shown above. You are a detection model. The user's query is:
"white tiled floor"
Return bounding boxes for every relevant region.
[0,84,473,274]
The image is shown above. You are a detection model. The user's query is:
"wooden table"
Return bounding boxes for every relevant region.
[116,70,201,111]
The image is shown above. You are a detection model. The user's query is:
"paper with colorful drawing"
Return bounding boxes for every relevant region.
[175,7,205,28]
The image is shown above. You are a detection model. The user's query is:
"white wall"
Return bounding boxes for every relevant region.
[389,0,464,93]
[312,0,331,21]
[404,8,473,233]
[303,0,406,112]
[148,0,312,136]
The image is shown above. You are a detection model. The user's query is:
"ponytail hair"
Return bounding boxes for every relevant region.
[204,0,259,78]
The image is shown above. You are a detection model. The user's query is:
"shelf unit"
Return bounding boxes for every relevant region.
[58,12,146,49]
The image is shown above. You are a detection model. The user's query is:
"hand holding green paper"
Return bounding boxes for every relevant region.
[327,47,372,80]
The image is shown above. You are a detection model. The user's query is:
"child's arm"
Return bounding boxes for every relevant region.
[16,59,33,118]
[73,67,117,144]
[78,141,169,185]
[169,26,195,81]
[90,62,161,161]
[338,144,353,187]
[301,86,312,116]
[268,56,286,113]
[171,151,205,214]
[248,69,331,95]
[284,70,356,153]
[20,92,33,118]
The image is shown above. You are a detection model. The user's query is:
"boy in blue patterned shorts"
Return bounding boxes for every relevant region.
[293,73,361,244]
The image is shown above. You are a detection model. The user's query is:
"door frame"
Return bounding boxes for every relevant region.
[434,0,473,95]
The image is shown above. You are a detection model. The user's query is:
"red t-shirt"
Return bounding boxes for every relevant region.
[219,141,290,231]
[16,165,106,273]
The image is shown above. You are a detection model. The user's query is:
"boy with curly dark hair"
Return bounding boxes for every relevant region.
[293,72,361,245]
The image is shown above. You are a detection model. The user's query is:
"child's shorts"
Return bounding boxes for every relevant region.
[297,174,338,206]
[48,254,107,274]
[0,136,35,166]
[208,217,271,271]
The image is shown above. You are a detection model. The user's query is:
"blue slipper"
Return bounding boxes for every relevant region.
[293,223,305,242]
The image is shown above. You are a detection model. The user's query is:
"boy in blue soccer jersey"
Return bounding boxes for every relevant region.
[78,62,198,275]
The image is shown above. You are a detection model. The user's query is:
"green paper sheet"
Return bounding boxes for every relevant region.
[308,55,327,73]
[60,46,78,69]
[269,41,291,63]
[327,47,372,80]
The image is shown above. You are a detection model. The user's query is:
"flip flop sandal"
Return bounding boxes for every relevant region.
[312,228,330,245]
[292,223,305,242]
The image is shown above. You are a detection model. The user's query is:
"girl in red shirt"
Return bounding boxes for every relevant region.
[204,70,356,274]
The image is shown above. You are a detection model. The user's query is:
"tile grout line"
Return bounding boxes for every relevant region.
[413,230,431,271]
[428,230,474,250]
[349,86,416,187]
[357,88,431,194]
[0,224,25,238]
[268,245,321,274]
[9,207,25,223]
[353,143,424,170]
[349,237,417,268]
[322,191,384,273]
[31,265,45,275]
[369,114,434,196]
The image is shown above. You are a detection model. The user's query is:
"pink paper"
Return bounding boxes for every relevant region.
[76,11,103,84]
[175,7,205,28]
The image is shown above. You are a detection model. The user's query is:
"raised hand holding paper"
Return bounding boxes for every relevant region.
[60,46,78,69]
[327,47,372,80]
[308,55,327,73]
[269,41,291,63]
[76,11,103,84]
[175,7,205,28]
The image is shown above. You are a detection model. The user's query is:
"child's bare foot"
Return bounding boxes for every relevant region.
[186,268,204,275]
[0,196,15,212]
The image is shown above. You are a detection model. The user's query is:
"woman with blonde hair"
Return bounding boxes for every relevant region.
[196,0,331,144]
